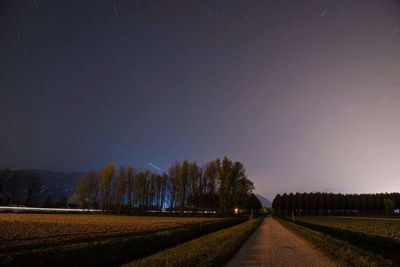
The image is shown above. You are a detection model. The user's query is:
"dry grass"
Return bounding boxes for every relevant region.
[295,216,400,241]
[276,218,393,266]
[124,217,263,267]
[0,213,220,249]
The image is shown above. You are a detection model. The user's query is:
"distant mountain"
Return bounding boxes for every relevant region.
[255,194,272,207]
[15,169,85,202]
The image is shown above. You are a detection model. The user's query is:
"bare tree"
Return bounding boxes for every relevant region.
[25,175,41,206]
[178,160,190,215]
[204,160,219,212]
[115,166,127,214]
[188,161,200,214]
[134,170,149,211]
[126,165,136,212]
[168,162,181,213]
[99,162,115,211]
[76,171,99,209]
[1,170,23,205]
[0,168,13,204]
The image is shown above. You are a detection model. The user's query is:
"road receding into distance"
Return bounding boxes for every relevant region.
[226,217,338,267]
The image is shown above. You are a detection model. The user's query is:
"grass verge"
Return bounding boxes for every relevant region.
[0,217,246,267]
[275,217,394,266]
[290,217,400,263]
[123,216,264,267]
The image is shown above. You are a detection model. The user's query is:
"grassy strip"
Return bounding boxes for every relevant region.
[290,217,400,263]
[275,217,394,266]
[123,216,263,267]
[1,217,246,267]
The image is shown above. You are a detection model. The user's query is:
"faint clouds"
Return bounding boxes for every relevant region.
[342,107,354,113]
[378,95,391,105]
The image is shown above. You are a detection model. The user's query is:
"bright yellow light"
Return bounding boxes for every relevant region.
[234,208,238,214]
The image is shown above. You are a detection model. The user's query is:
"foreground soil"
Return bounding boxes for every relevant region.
[0,213,220,249]
[226,217,338,267]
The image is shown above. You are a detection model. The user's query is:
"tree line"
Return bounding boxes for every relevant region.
[70,156,262,215]
[272,192,400,216]
[0,169,42,206]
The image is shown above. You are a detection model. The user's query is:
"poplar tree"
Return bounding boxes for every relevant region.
[115,166,127,214]
[99,162,115,211]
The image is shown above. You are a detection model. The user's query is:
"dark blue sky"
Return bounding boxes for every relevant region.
[1,0,400,199]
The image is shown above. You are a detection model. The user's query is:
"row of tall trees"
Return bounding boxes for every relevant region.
[0,168,42,206]
[71,156,260,215]
[272,192,400,216]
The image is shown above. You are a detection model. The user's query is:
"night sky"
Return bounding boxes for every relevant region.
[1,0,400,199]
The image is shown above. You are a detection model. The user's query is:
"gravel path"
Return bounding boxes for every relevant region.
[226,217,339,267]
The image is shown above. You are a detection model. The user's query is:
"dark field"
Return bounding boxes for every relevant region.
[0,213,247,267]
[295,216,400,241]
[278,216,400,266]
[0,213,221,249]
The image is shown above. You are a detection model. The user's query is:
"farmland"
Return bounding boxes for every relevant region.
[0,213,222,249]
[0,213,248,267]
[276,217,393,266]
[124,217,263,267]
[294,216,400,241]
[277,216,400,266]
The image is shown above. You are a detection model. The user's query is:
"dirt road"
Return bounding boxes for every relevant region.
[226,217,338,267]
